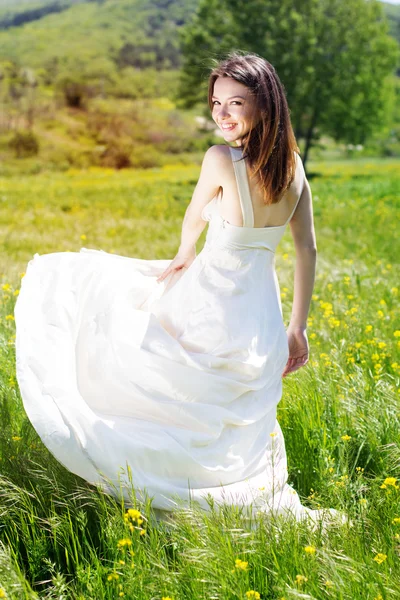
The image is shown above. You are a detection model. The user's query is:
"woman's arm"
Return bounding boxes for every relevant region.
[178,145,225,255]
[287,178,317,330]
[156,146,225,284]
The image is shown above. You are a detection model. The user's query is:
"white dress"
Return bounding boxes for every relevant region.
[14,146,345,528]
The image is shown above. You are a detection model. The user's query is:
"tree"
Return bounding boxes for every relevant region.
[177,0,399,167]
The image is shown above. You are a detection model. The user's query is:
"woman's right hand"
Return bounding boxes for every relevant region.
[282,326,309,378]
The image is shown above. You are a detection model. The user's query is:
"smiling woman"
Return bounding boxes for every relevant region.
[14,51,349,533]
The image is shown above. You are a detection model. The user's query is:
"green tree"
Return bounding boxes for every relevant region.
[177,0,399,167]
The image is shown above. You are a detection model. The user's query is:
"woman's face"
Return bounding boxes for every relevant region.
[211,76,260,146]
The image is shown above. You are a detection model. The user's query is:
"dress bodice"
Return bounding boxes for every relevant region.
[201,146,301,254]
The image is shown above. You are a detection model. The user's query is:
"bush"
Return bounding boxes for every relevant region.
[8,130,39,158]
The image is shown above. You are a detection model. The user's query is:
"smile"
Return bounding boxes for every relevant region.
[221,124,237,131]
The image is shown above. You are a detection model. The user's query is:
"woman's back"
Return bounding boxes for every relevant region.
[215,146,306,229]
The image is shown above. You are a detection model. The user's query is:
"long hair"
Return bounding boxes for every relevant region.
[207,51,300,205]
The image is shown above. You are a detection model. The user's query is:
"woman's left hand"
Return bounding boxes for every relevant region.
[156,248,196,284]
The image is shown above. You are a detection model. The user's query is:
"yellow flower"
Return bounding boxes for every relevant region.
[392,517,400,524]
[380,477,398,489]
[5,315,14,320]
[374,595,383,600]
[373,553,387,564]
[359,498,367,505]
[365,325,373,333]
[282,253,289,260]
[304,545,316,554]
[107,573,120,581]
[324,580,334,588]
[140,529,146,536]
[12,436,22,441]
[270,432,277,437]
[117,538,132,548]
[295,574,308,584]
[245,592,261,599]
[2,283,11,291]
[119,593,124,598]
[234,558,248,571]
[341,435,351,441]
[394,330,400,338]
[0,589,6,598]
[80,234,87,240]
[161,597,174,600]
[125,508,142,521]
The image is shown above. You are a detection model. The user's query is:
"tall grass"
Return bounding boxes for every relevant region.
[0,157,399,599]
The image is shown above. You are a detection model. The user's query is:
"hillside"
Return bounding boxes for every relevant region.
[0,0,198,71]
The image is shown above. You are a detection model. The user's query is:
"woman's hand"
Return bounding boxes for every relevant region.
[156,248,196,284]
[282,326,309,378]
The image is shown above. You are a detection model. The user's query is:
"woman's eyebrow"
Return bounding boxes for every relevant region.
[211,95,246,100]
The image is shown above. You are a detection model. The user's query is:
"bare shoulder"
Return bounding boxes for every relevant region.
[200,145,231,182]
[203,144,231,164]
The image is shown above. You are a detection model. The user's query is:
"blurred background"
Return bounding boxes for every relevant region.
[0,0,399,176]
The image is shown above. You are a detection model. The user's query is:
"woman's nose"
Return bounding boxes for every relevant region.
[218,106,231,118]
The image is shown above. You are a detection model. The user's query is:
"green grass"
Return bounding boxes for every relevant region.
[0,157,399,599]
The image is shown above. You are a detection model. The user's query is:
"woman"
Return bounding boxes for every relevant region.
[14,52,345,529]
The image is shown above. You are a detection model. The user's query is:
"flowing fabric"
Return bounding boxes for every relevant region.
[14,147,347,529]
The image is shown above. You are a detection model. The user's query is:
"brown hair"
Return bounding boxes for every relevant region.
[207,51,300,205]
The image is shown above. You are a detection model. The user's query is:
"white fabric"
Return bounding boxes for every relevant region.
[14,147,346,528]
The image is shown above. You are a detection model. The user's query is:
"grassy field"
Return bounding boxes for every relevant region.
[0,156,399,599]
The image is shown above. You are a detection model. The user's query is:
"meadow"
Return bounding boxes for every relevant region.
[0,156,399,599]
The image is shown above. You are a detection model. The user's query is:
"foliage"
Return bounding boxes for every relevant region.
[8,130,39,157]
[177,0,399,166]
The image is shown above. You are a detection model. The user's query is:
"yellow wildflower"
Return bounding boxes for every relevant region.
[107,573,120,581]
[392,517,400,524]
[304,545,316,554]
[0,589,6,598]
[2,284,11,291]
[380,477,398,489]
[117,538,132,548]
[295,574,308,584]
[373,553,387,564]
[270,432,277,437]
[235,558,248,571]
[161,597,174,600]
[80,234,87,241]
[12,436,22,441]
[245,592,260,599]
[341,435,351,441]
[125,508,142,521]
[324,580,334,587]
[365,325,373,333]
[5,315,14,320]
[394,330,400,338]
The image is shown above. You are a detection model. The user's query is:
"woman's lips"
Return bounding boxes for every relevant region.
[221,124,237,131]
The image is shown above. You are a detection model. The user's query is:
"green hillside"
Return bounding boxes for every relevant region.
[0,0,198,71]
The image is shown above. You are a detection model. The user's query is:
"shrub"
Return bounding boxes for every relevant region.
[8,130,39,158]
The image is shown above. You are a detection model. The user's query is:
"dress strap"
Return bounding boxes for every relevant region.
[229,146,254,227]
[283,154,305,226]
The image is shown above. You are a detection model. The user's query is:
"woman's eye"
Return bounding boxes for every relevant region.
[212,101,241,106]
